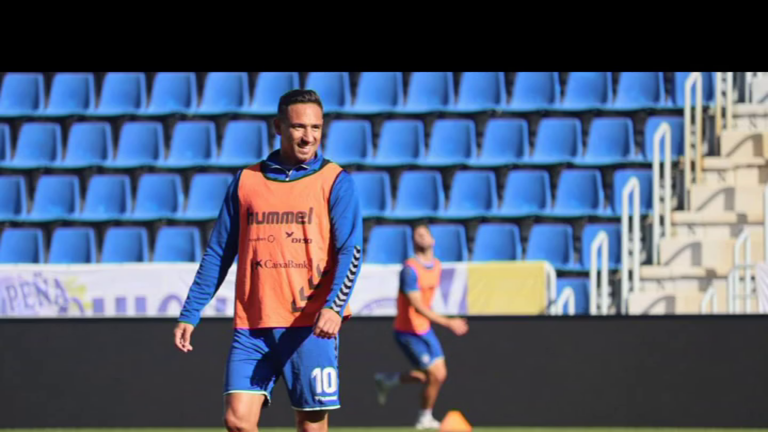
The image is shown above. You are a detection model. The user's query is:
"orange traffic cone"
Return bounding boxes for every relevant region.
[440,410,471,432]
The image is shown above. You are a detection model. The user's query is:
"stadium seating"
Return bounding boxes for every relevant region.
[556,277,589,315]
[0,71,721,282]
[49,227,97,264]
[580,223,621,270]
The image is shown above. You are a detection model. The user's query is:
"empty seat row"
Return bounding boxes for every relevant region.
[0,173,231,222]
[365,223,621,271]
[0,226,201,264]
[352,168,652,219]
[324,116,684,167]
[0,115,685,170]
[0,120,271,169]
[0,72,715,117]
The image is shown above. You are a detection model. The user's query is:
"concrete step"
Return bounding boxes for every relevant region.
[670,211,763,239]
[628,282,759,315]
[689,184,765,214]
[701,156,768,185]
[719,129,768,158]
[658,235,764,274]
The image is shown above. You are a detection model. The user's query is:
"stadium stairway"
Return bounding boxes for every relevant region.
[630,72,768,315]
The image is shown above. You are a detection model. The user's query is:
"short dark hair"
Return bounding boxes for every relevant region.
[412,223,431,237]
[277,89,323,118]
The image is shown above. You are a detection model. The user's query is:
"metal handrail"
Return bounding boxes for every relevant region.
[544,261,558,315]
[589,230,609,316]
[700,284,717,314]
[621,176,640,315]
[652,122,672,265]
[556,287,575,316]
[729,230,753,314]
[683,72,703,210]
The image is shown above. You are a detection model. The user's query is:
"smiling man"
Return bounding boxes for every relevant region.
[173,89,363,432]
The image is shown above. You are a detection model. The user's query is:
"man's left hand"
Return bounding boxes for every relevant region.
[313,308,342,339]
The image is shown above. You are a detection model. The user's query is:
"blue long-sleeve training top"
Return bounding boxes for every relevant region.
[178,149,364,327]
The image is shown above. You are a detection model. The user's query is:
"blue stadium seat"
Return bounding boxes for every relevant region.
[48,227,97,264]
[549,169,605,217]
[101,226,149,263]
[0,176,27,222]
[525,223,575,269]
[143,72,198,115]
[556,277,589,315]
[369,119,425,167]
[495,169,551,217]
[350,171,392,218]
[77,174,132,222]
[365,225,413,264]
[43,72,96,116]
[528,117,582,165]
[0,228,44,263]
[577,117,637,166]
[94,72,148,116]
[27,175,80,222]
[153,226,202,262]
[560,72,613,110]
[643,116,684,161]
[0,73,45,117]
[471,223,522,262]
[611,169,653,216]
[422,119,477,166]
[107,121,165,168]
[60,122,114,168]
[580,223,621,270]
[197,72,249,115]
[397,72,455,114]
[448,72,506,113]
[179,172,233,221]
[160,121,216,168]
[304,72,351,113]
[469,118,529,167]
[0,123,9,166]
[214,120,270,167]
[345,72,404,114]
[129,173,183,221]
[322,120,373,165]
[442,170,497,219]
[613,72,666,110]
[9,122,63,169]
[429,224,468,262]
[504,72,561,112]
[245,72,300,115]
[390,170,445,219]
[672,72,715,107]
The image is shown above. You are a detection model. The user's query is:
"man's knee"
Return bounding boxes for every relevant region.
[224,393,264,432]
[295,409,329,432]
[426,360,447,384]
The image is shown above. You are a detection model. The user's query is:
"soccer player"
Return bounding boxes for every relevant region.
[373,224,468,430]
[172,89,363,432]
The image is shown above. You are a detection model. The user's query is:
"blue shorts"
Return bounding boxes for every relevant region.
[224,327,340,411]
[394,328,444,370]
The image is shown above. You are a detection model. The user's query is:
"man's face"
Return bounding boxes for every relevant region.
[274,103,323,164]
[413,226,435,250]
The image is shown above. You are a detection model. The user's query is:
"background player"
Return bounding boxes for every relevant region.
[172,89,363,432]
[373,224,468,430]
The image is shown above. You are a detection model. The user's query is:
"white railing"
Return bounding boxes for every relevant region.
[652,122,672,265]
[589,230,609,315]
[700,284,717,314]
[621,177,640,315]
[683,72,704,210]
[556,286,575,316]
[544,261,558,315]
[764,183,768,268]
[728,230,754,314]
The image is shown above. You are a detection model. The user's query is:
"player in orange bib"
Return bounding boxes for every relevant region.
[374,224,468,430]
[173,89,363,432]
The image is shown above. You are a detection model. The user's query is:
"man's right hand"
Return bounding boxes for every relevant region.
[447,317,469,336]
[174,322,195,352]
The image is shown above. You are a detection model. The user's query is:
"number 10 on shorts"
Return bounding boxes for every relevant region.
[311,367,337,394]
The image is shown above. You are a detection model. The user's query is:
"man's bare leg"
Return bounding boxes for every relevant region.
[295,409,329,432]
[224,393,266,432]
